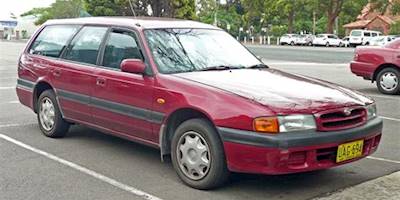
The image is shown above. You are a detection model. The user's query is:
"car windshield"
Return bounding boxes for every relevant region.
[144,29,261,74]
[351,31,362,37]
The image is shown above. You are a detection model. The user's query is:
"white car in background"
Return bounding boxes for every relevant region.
[313,34,343,47]
[280,34,300,45]
[349,29,381,46]
[296,34,315,46]
[368,35,397,46]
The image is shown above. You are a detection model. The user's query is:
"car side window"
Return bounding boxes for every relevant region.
[29,25,80,58]
[364,32,371,37]
[63,26,108,65]
[102,30,143,69]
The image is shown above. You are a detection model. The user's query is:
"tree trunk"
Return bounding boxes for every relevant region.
[288,9,295,33]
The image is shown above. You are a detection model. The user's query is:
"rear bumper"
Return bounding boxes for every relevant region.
[350,61,376,79]
[218,117,383,175]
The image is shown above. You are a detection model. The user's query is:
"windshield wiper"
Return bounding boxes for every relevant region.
[199,65,245,71]
[248,63,269,69]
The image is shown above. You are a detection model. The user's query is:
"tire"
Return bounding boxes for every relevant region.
[326,42,330,47]
[171,118,229,190]
[37,90,70,138]
[376,68,400,95]
[290,41,295,46]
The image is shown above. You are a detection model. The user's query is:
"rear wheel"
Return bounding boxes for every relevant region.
[376,68,400,94]
[290,41,295,46]
[326,42,330,47]
[37,90,70,137]
[171,118,229,189]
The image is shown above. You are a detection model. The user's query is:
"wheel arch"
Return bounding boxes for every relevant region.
[159,107,218,161]
[373,63,400,82]
[33,81,54,113]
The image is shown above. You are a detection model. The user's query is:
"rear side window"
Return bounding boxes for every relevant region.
[364,32,371,37]
[29,25,80,58]
[372,33,378,37]
[63,26,108,65]
[102,30,143,69]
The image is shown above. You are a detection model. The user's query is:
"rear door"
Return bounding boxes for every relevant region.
[92,28,157,142]
[55,26,108,123]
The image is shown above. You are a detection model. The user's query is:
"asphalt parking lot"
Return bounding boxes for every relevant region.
[1,42,399,200]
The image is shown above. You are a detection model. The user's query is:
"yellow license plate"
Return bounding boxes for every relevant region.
[336,140,364,163]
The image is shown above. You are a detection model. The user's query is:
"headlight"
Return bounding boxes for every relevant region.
[253,115,316,133]
[278,115,316,132]
[366,104,377,120]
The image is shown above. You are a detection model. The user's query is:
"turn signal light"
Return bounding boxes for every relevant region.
[253,117,279,133]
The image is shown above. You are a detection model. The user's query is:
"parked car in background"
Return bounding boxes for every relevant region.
[368,35,397,46]
[349,29,381,46]
[313,34,343,47]
[17,17,383,190]
[351,39,400,94]
[280,34,300,45]
[342,36,350,47]
[296,34,315,46]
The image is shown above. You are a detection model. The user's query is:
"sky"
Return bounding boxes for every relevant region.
[0,0,55,19]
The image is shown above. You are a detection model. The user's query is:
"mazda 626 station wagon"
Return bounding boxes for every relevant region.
[16,17,383,189]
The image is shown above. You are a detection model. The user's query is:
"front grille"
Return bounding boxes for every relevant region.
[316,107,367,131]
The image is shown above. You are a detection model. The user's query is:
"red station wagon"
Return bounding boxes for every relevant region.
[351,39,400,94]
[17,17,383,189]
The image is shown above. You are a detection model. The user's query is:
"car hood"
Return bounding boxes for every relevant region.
[174,69,373,114]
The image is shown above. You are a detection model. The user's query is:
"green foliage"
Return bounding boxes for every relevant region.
[389,21,400,35]
[172,0,196,19]
[21,0,84,25]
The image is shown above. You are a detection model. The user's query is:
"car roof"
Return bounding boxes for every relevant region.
[44,17,220,30]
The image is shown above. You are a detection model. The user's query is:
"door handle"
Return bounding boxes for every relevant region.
[96,78,106,86]
[53,69,61,77]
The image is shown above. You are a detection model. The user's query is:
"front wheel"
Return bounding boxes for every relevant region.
[326,42,330,47]
[376,68,400,94]
[171,118,229,189]
[37,90,70,137]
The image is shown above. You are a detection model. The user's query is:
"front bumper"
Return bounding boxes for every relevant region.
[218,117,383,175]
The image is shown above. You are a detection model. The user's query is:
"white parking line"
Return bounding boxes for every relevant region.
[368,94,400,100]
[0,133,163,200]
[0,86,15,90]
[0,123,36,128]
[380,116,400,122]
[367,156,400,164]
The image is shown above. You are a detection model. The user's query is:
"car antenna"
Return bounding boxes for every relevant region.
[128,0,137,18]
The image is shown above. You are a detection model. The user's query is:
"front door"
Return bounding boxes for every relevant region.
[92,28,157,142]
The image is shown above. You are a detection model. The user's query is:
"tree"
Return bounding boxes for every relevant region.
[21,0,84,25]
[171,0,196,19]
[84,0,149,16]
[318,0,346,33]
[370,0,400,15]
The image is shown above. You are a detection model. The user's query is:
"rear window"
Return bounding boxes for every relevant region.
[63,26,108,65]
[29,25,80,58]
[351,31,362,37]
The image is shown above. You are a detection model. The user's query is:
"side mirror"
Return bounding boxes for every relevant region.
[120,59,146,74]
